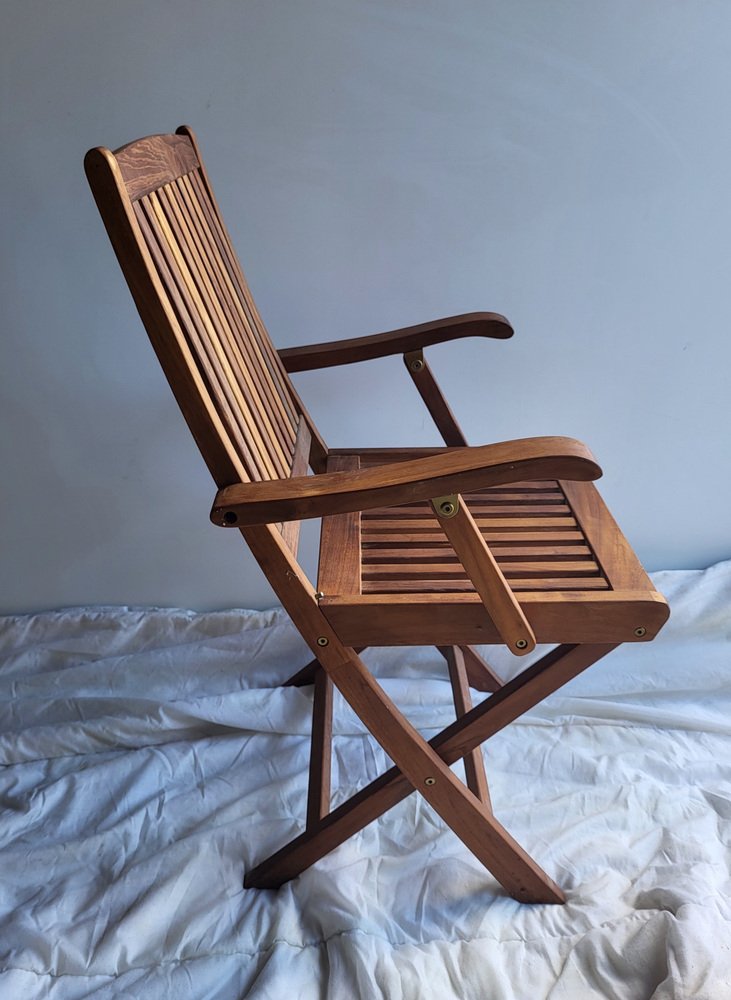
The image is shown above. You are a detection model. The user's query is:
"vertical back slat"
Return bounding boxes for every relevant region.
[174,175,296,458]
[93,130,311,487]
[133,196,265,479]
[187,169,300,426]
[155,183,288,477]
[138,190,275,481]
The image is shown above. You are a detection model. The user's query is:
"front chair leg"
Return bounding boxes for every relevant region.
[328,647,564,902]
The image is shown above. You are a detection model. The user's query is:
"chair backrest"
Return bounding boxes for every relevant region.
[85,126,326,560]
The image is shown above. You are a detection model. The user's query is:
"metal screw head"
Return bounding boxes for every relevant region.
[439,501,455,517]
[314,591,325,601]
[409,358,424,372]
[634,626,647,638]
[316,636,329,647]
[515,638,528,650]
[424,776,436,786]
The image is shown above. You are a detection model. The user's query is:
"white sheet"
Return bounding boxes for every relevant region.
[1,563,730,998]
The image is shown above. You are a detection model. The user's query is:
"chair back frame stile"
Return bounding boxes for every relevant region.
[85,126,669,906]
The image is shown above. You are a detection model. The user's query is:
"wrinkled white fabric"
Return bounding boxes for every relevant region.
[1,564,730,998]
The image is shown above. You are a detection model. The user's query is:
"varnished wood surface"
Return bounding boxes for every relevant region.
[278,313,513,371]
[88,126,669,904]
[404,350,468,447]
[114,132,199,201]
[450,646,504,693]
[306,668,333,829]
[444,646,492,807]
[432,496,537,655]
[317,456,362,596]
[86,129,309,489]
[358,481,608,595]
[211,436,602,525]
[246,643,614,890]
[320,590,669,646]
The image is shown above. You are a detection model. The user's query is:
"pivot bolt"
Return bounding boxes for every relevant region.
[515,638,528,650]
[316,636,329,647]
[634,627,647,638]
[409,358,424,372]
[424,776,436,786]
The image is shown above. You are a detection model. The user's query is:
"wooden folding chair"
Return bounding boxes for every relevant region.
[85,127,669,904]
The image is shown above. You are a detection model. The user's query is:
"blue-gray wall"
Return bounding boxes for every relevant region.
[2,0,729,613]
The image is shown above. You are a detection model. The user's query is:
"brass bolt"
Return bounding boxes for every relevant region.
[314,591,325,601]
[634,627,647,638]
[316,636,329,647]
[409,358,424,373]
[515,638,528,650]
[424,776,436,786]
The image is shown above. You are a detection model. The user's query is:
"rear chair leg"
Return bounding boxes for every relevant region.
[444,646,491,808]
[306,667,333,828]
[285,647,367,687]
[459,645,504,693]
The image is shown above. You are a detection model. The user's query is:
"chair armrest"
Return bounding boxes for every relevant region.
[210,436,601,526]
[277,312,513,372]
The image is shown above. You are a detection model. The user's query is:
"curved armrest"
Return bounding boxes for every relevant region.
[278,312,513,372]
[211,436,601,526]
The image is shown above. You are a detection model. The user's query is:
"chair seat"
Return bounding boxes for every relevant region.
[318,449,669,647]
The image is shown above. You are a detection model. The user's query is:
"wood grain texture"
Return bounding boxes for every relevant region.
[86,130,306,488]
[403,349,468,447]
[245,643,614,889]
[278,312,513,371]
[88,126,669,904]
[432,496,536,655]
[456,646,504,693]
[320,590,669,646]
[280,417,311,555]
[114,133,199,201]
[306,668,333,829]
[444,646,492,807]
[210,436,602,525]
[317,456,362,596]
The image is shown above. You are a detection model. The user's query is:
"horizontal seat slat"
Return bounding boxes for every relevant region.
[362,544,593,562]
[363,561,600,579]
[362,517,579,531]
[315,453,646,608]
[362,530,588,545]
[362,577,610,593]
[365,504,571,519]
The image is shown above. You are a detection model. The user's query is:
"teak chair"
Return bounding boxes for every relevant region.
[85,127,669,904]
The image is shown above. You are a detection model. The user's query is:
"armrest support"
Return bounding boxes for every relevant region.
[211,436,601,526]
[432,497,537,655]
[278,312,513,372]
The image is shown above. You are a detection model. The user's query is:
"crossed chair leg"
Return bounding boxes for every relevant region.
[249,642,617,903]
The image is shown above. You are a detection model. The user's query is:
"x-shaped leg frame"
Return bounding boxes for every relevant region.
[249,641,617,903]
